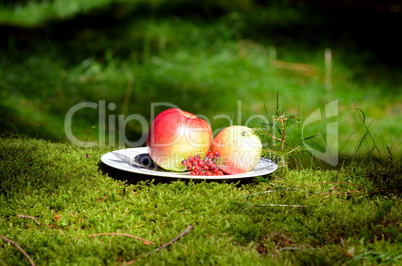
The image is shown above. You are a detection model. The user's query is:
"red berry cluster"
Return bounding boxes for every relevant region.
[182,151,224,176]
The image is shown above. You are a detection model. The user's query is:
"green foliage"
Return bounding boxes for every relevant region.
[0,0,121,27]
[343,159,402,193]
[250,101,306,170]
[0,137,401,265]
[250,100,402,171]
[0,0,401,156]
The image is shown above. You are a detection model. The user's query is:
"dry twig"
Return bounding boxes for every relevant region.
[296,182,365,195]
[88,233,155,245]
[124,224,194,265]
[1,235,36,266]
[244,204,308,208]
[17,214,41,226]
[146,224,194,256]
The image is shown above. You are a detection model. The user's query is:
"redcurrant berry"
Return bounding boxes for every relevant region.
[206,151,213,159]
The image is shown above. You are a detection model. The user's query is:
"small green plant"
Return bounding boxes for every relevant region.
[250,98,308,170]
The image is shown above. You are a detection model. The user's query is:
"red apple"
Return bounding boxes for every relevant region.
[211,126,262,175]
[147,108,213,171]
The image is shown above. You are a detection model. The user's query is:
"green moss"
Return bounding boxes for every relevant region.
[0,137,401,265]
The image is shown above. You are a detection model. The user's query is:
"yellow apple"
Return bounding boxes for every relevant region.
[211,125,262,174]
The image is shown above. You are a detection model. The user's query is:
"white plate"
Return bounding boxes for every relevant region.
[101,147,278,180]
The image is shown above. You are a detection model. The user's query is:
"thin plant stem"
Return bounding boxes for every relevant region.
[17,214,41,226]
[1,236,36,266]
[88,233,155,245]
[124,224,194,265]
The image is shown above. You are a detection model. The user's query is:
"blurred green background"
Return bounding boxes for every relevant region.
[0,0,401,158]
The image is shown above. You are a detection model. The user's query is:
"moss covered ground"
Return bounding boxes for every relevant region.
[1,137,401,265]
